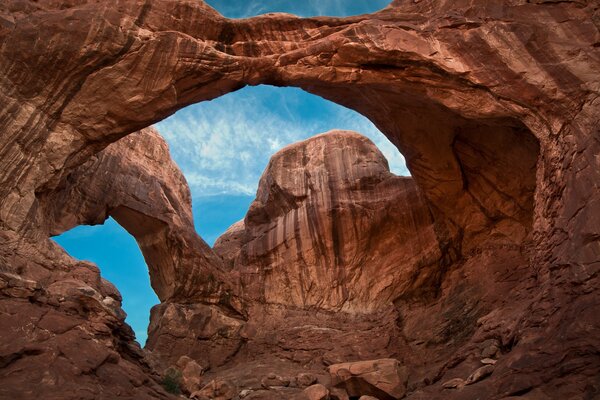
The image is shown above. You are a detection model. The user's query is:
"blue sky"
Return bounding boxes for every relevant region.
[204,0,391,18]
[53,0,401,346]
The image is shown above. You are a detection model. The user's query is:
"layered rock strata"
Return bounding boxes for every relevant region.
[0,0,598,399]
[0,129,190,398]
[41,127,235,305]
[147,132,421,373]
[214,130,440,312]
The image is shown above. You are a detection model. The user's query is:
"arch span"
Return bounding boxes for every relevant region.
[0,1,598,398]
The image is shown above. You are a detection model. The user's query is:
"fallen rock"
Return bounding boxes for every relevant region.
[330,387,350,400]
[466,365,495,385]
[329,359,408,400]
[261,372,291,388]
[176,355,205,393]
[295,372,318,388]
[481,358,497,365]
[303,384,330,400]
[359,396,380,400]
[442,377,465,389]
[480,339,501,359]
[192,379,238,400]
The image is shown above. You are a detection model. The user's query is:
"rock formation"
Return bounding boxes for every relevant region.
[0,129,187,398]
[0,0,599,399]
[214,130,440,312]
[41,127,234,305]
[328,358,409,400]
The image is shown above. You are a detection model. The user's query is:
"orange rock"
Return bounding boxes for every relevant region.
[328,359,408,400]
[0,0,598,399]
[302,384,330,400]
[215,131,439,312]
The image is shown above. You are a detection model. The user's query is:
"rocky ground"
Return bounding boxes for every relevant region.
[1,0,599,399]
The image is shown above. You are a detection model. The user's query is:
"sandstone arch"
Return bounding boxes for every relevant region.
[0,0,598,398]
[41,128,236,304]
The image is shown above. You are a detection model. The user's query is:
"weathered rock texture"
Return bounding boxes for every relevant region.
[0,129,190,398]
[0,0,599,399]
[329,358,409,400]
[214,130,439,312]
[42,127,234,305]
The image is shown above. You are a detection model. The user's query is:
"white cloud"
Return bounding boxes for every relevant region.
[206,0,391,18]
[156,86,409,199]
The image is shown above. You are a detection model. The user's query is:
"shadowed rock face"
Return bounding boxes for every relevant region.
[214,130,440,312]
[0,0,599,399]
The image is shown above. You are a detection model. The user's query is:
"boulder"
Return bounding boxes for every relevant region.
[329,387,350,400]
[261,372,291,388]
[295,372,318,388]
[328,359,408,400]
[176,355,206,393]
[192,379,238,400]
[466,365,495,385]
[302,384,330,400]
[442,378,465,390]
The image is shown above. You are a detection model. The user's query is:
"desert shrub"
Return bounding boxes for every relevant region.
[162,367,182,395]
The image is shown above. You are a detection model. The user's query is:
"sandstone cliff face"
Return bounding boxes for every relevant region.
[0,0,599,399]
[214,130,440,312]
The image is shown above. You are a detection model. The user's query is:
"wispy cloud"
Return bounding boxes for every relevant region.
[205,0,391,18]
[156,86,409,198]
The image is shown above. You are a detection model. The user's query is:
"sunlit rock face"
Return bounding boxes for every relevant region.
[214,130,440,312]
[0,0,599,399]
[40,127,236,306]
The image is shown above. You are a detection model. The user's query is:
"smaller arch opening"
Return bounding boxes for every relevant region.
[53,217,159,345]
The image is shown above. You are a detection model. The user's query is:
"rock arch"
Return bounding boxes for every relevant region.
[0,0,598,398]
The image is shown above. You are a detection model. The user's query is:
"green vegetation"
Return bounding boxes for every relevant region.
[162,367,182,395]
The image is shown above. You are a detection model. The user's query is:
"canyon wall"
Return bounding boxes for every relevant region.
[0,0,599,399]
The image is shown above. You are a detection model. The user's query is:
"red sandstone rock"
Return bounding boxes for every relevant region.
[214,130,439,312]
[329,359,409,400]
[42,127,235,305]
[301,384,330,400]
[146,302,244,369]
[441,378,465,390]
[465,365,494,386]
[0,0,598,399]
[192,378,238,400]
[175,355,205,394]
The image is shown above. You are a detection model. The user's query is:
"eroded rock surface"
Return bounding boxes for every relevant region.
[329,358,409,400]
[41,127,235,305]
[214,130,439,312]
[0,0,599,399]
